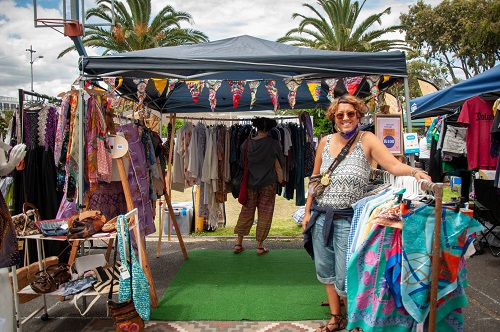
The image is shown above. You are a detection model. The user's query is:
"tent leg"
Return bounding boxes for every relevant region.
[163,191,188,260]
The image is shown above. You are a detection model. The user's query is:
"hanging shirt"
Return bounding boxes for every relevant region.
[457,96,497,170]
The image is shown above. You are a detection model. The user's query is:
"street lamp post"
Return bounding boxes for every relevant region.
[26,45,43,92]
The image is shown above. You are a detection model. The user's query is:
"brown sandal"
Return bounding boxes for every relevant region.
[316,314,346,332]
[257,247,269,255]
[234,244,245,254]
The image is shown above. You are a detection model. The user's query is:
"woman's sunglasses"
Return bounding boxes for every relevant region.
[335,111,357,120]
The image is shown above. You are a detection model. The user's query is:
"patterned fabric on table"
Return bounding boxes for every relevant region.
[116,215,150,321]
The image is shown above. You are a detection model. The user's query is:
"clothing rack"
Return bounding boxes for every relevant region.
[177,115,300,122]
[17,89,61,144]
[370,168,443,332]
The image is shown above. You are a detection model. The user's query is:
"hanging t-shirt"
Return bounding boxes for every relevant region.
[457,96,497,170]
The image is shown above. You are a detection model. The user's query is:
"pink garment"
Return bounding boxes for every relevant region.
[457,96,497,170]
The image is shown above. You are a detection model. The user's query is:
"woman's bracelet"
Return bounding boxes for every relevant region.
[410,168,419,177]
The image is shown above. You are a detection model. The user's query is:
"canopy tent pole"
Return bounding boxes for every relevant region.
[404,77,414,167]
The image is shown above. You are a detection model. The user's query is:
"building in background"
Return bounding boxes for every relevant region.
[0,96,18,112]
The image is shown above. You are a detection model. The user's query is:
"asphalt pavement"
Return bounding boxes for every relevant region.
[12,236,500,332]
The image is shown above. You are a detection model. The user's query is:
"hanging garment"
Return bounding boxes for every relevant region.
[118,123,155,238]
[401,204,482,323]
[457,96,497,170]
[116,215,150,321]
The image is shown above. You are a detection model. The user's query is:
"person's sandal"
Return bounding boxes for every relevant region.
[256,247,269,255]
[316,313,346,332]
[234,244,245,254]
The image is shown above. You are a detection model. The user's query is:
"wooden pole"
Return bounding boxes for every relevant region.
[106,110,159,307]
[155,200,164,258]
[428,182,443,332]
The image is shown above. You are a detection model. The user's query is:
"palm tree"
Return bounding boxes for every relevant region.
[277,0,407,52]
[58,0,209,58]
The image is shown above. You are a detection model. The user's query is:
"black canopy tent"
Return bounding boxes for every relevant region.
[80,35,409,114]
[76,36,455,331]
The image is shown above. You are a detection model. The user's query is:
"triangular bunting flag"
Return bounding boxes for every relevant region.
[343,76,363,95]
[152,78,168,96]
[382,75,391,83]
[132,78,149,104]
[265,80,279,111]
[324,78,339,103]
[248,80,261,109]
[284,78,302,109]
[365,75,381,98]
[306,79,322,102]
[228,80,246,108]
[186,80,204,103]
[166,78,178,96]
[103,77,116,91]
[205,80,222,111]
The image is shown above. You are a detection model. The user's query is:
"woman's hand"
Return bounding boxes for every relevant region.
[302,213,311,231]
[413,169,432,182]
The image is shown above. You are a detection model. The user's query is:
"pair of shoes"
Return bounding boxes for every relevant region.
[234,244,245,254]
[349,329,364,332]
[316,313,346,332]
[256,247,269,256]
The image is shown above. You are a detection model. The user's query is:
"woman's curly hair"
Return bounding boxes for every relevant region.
[252,117,277,131]
[325,94,368,121]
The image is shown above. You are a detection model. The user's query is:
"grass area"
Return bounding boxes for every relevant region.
[155,187,303,237]
[153,183,458,238]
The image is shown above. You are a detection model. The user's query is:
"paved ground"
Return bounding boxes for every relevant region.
[12,236,500,331]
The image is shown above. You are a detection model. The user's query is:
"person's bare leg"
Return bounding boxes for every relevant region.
[316,285,346,332]
[234,235,245,253]
[256,240,269,255]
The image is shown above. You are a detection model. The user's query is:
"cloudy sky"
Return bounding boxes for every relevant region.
[0,0,442,99]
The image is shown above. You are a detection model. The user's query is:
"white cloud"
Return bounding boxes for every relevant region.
[0,0,443,99]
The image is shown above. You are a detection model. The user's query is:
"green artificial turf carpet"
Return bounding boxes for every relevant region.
[151,249,327,321]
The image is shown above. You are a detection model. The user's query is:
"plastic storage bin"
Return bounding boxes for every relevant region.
[163,205,193,236]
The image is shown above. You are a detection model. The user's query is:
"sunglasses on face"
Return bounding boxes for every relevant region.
[335,111,357,120]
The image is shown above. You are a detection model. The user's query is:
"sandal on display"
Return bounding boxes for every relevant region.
[315,314,346,332]
[257,247,269,256]
[234,244,245,254]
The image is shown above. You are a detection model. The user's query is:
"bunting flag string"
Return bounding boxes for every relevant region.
[205,80,222,111]
[132,78,149,105]
[186,80,204,103]
[152,78,168,96]
[228,80,246,108]
[324,78,339,102]
[284,78,302,109]
[265,80,279,111]
[248,80,261,109]
[306,79,322,102]
[343,76,363,96]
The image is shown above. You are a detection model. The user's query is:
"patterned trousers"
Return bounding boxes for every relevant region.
[234,183,276,242]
